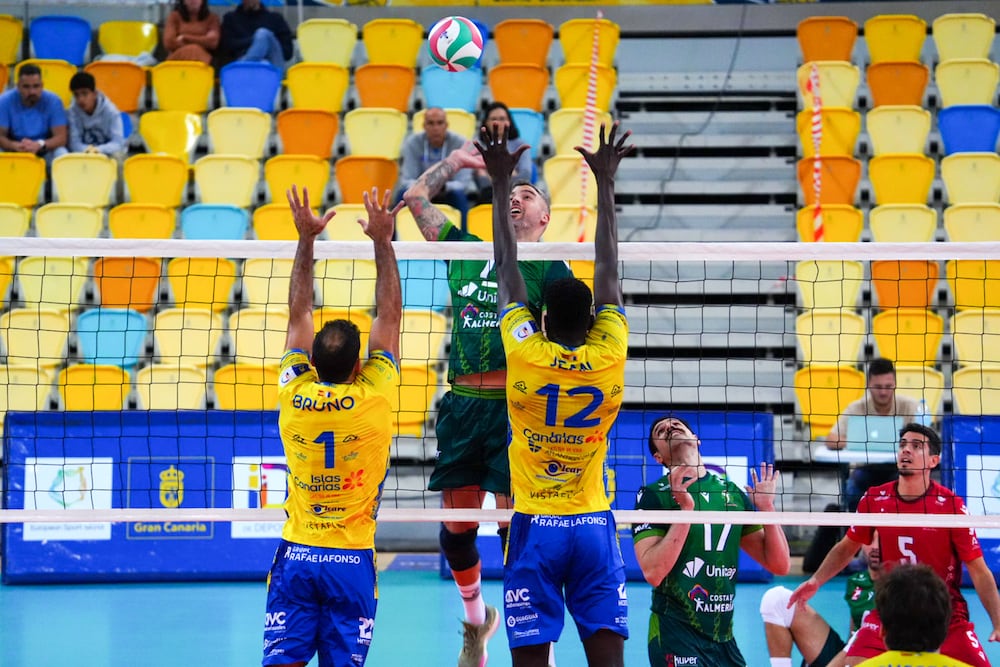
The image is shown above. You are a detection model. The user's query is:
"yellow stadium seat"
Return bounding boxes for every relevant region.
[0,203,31,237]
[395,362,440,437]
[213,363,279,411]
[134,363,206,411]
[0,364,51,437]
[871,307,943,367]
[868,204,937,242]
[796,16,858,63]
[547,108,613,156]
[951,309,1000,368]
[264,155,329,204]
[0,307,69,370]
[400,308,449,364]
[395,204,460,243]
[51,153,118,207]
[139,110,202,162]
[0,153,46,208]
[559,18,619,66]
[108,203,176,240]
[93,256,161,313]
[488,63,550,113]
[0,255,13,303]
[0,14,23,65]
[494,19,554,67]
[98,20,158,59]
[324,204,375,243]
[123,154,189,208]
[796,156,861,206]
[796,107,860,158]
[241,257,292,309]
[276,109,338,160]
[0,66,7,91]
[932,13,996,62]
[412,108,477,141]
[543,155,598,208]
[944,204,1000,242]
[166,257,236,313]
[796,310,866,366]
[868,154,935,205]
[795,260,864,311]
[952,367,1000,415]
[863,14,927,64]
[796,205,863,242]
[466,204,493,241]
[334,156,398,205]
[315,259,377,308]
[935,59,1000,107]
[797,62,860,109]
[58,364,131,411]
[866,61,929,107]
[864,105,930,155]
[793,364,866,438]
[229,306,289,368]
[84,61,147,114]
[313,306,373,354]
[553,63,616,113]
[16,256,89,314]
[297,18,357,66]
[361,18,423,67]
[285,62,350,113]
[546,205,596,243]
[871,260,940,310]
[342,108,408,159]
[34,203,102,239]
[940,153,1000,205]
[354,63,415,113]
[893,366,944,415]
[150,60,214,113]
[252,203,296,241]
[193,155,259,207]
[206,108,271,159]
[947,260,1000,311]
[153,308,223,369]
[15,59,75,106]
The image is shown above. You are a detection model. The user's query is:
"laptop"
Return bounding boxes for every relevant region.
[845,415,905,454]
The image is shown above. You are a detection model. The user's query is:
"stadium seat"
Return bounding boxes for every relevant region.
[548,108,613,156]
[393,206,425,243]
[868,154,935,205]
[334,156,398,205]
[947,260,1000,311]
[276,109,338,159]
[0,153,45,208]
[97,20,158,62]
[932,13,996,62]
[935,59,1000,107]
[868,204,937,242]
[941,153,1000,204]
[29,15,91,65]
[871,308,943,367]
[466,204,492,241]
[193,155,259,207]
[793,364,866,438]
[342,108,408,159]
[553,63,616,113]
[866,61,929,107]
[399,259,450,311]
[285,62,349,112]
[264,155,329,204]
[944,204,1000,242]
[510,108,545,160]
[252,203,297,241]
[51,153,118,207]
[796,108,861,158]
[135,363,207,410]
[863,14,926,64]
[57,363,131,411]
[16,256,89,314]
[412,108,477,141]
[494,18,554,67]
[796,16,858,63]
[795,260,864,310]
[0,307,70,370]
[180,203,249,240]
[543,155,598,208]
[0,66,7,91]
[546,205,597,243]
[241,258,292,309]
[166,257,236,313]
[558,18,619,66]
[75,307,148,369]
[0,364,52,436]
[15,59,75,106]
[361,18,423,67]
[419,66,483,114]
[315,259,377,308]
[795,205,863,242]
[795,310,866,366]
[138,110,202,162]
[864,105,930,155]
[93,256,161,313]
[123,154,189,208]
[354,63,415,113]
[150,60,214,113]
[207,107,271,159]
[796,156,861,206]
[229,306,288,368]
[153,308,224,368]
[34,203,103,239]
[0,14,22,65]
[84,61,147,113]
[219,62,282,113]
[400,308,449,364]
[0,255,11,303]
[488,63,550,113]
[395,361,440,437]
[936,106,1000,156]
[951,309,1000,368]
[325,204,376,242]
[313,307,373,354]
[296,18,357,66]
[213,362,279,410]
[796,61,860,108]
[871,259,940,309]
[893,366,945,415]
[0,203,30,237]
[952,367,1000,415]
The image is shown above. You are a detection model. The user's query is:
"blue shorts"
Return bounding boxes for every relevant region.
[503,511,629,648]
[263,540,378,666]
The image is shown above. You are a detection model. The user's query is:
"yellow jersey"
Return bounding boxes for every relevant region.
[855,651,974,667]
[500,303,628,515]
[276,349,399,549]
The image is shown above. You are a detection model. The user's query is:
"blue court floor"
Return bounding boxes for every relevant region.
[2,554,999,666]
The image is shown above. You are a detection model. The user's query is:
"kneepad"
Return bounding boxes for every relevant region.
[440,526,479,572]
[760,586,796,628]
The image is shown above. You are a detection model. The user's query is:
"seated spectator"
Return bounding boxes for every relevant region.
[473,101,534,204]
[164,0,221,66]
[220,0,293,73]
[0,63,68,165]
[67,72,126,159]
[398,107,473,224]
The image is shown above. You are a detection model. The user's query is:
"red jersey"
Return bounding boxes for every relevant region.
[846,480,983,623]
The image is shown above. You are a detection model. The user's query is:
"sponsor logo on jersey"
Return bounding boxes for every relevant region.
[682,557,705,578]
[513,319,536,341]
[279,363,311,387]
[538,459,584,481]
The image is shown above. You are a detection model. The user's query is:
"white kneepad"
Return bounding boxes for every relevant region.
[759,585,796,628]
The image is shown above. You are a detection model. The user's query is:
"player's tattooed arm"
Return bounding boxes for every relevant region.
[402,143,483,242]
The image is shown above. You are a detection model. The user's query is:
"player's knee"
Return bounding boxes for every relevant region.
[760,586,796,628]
[440,526,479,572]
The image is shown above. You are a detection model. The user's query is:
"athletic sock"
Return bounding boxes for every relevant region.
[770,658,793,667]
[453,564,486,625]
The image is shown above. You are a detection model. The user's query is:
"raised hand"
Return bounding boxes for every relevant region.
[446,140,486,171]
[358,187,403,244]
[746,463,780,512]
[668,465,697,512]
[574,122,635,181]
[474,122,528,183]
[286,185,333,239]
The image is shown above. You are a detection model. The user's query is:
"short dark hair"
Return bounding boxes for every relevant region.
[175,0,209,21]
[648,415,694,456]
[867,357,896,378]
[18,64,41,80]
[312,319,361,383]
[481,101,520,140]
[543,277,592,342]
[876,563,951,652]
[69,71,96,93]
[511,179,550,213]
[898,422,942,456]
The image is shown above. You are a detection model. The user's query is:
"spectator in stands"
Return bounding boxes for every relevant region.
[220,0,293,73]
[67,72,126,159]
[164,0,221,66]
[0,63,68,165]
[473,102,534,204]
[398,107,473,225]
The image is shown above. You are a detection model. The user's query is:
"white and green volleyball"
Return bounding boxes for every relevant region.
[427,16,484,72]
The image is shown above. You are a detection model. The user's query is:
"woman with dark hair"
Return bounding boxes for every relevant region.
[163,0,221,65]
[474,101,536,202]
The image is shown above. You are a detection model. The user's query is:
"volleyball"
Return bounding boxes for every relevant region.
[427,16,483,72]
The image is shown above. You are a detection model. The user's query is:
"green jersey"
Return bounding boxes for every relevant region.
[441,223,573,382]
[632,471,761,642]
[844,569,875,632]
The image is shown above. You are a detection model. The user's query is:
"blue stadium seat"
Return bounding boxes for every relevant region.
[75,307,148,370]
[219,62,282,113]
[29,15,92,65]
[181,204,250,240]
[510,108,545,160]
[399,259,450,311]
[938,105,1000,156]
[420,65,483,114]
